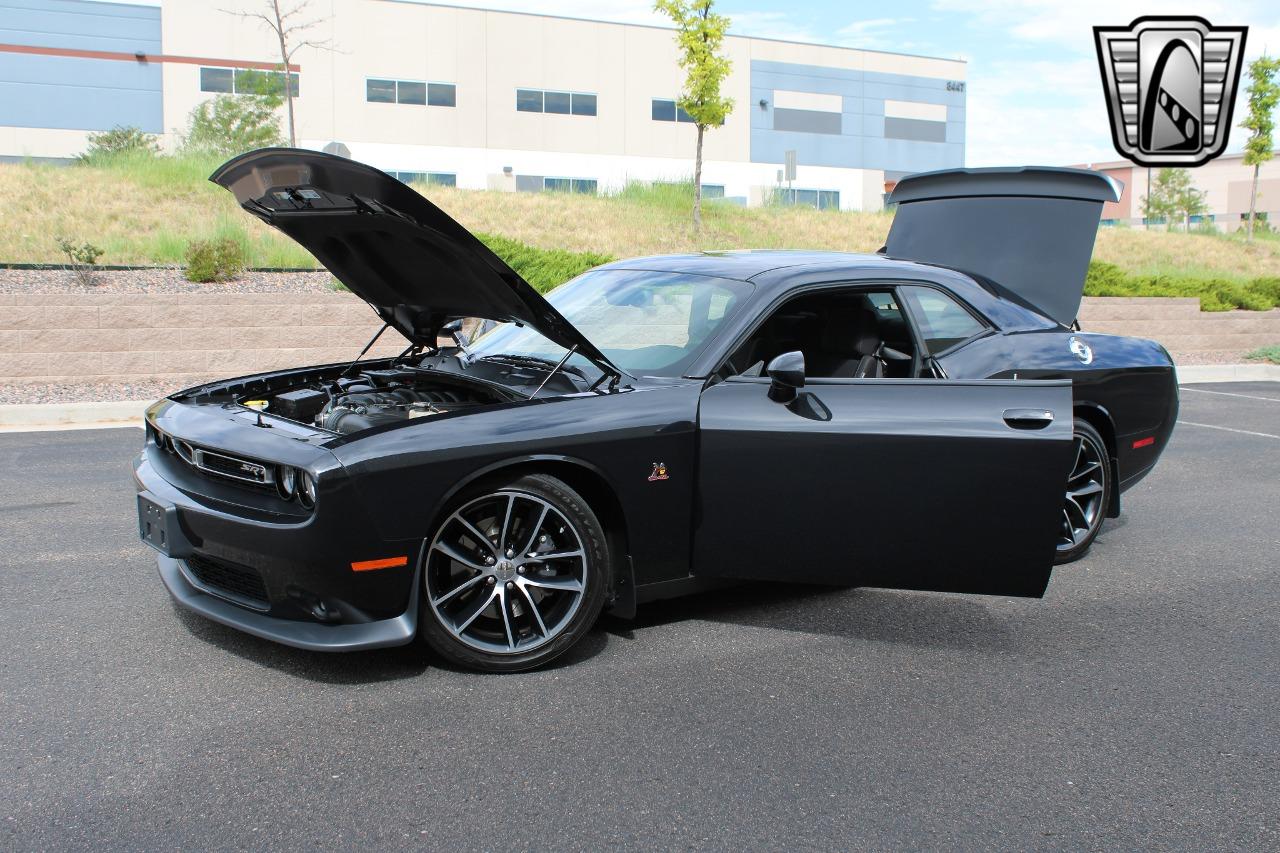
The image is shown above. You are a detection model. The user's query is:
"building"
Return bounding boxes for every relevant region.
[1079,152,1280,231]
[0,0,967,210]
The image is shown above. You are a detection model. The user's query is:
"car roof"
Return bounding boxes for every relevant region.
[596,250,891,281]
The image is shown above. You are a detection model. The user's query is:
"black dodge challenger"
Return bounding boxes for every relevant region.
[135,149,1178,671]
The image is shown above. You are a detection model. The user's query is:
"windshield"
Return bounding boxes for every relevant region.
[467,269,753,378]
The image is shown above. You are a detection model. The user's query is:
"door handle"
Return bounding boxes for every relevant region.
[1003,408,1055,429]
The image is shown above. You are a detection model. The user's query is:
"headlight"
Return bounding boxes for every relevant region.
[277,465,297,499]
[300,471,317,507]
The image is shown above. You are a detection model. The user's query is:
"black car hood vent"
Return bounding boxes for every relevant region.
[210,148,618,374]
[885,166,1123,327]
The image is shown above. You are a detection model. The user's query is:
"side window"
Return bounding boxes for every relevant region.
[719,287,916,380]
[901,286,986,354]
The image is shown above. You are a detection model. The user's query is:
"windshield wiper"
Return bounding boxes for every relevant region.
[476,353,587,378]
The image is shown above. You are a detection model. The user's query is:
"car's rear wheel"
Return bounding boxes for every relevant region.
[418,473,608,672]
[1055,417,1111,564]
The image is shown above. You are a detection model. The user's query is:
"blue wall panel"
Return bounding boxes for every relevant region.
[0,0,163,132]
[750,58,966,176]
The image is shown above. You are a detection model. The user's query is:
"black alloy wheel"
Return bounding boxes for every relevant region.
[418,473,609,672]
[1055,417,1111,564]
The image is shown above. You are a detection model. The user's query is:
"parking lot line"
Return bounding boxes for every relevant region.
[1179,387,1280,403]
[1176,420,1280,440]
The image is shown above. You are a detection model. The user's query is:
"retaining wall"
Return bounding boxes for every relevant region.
[1,293,1278,386]
[0,291,402,385]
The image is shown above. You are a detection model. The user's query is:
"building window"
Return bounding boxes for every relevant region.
[202,67,299,97]
[368,79,456,107]
[776,188,840,210]
[654,180,725,199]
[428,82,456,107]
[200,67,233,93]
[517,175,596,194]
[652,98,695,123]
[397,81,426,105]
[543,177,597,194]
[544,91,571,114]
[393,172,457,187]
[517,89,596,116]
[516,89,543,112]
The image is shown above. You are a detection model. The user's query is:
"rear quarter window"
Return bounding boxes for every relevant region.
[902,286,987,353]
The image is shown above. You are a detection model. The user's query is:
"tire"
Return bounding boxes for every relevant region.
[417,473,609,672]
[1055,417,1112,564]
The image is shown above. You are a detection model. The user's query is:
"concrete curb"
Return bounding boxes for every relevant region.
[1176,363,1280,383]
[0,399,152,431]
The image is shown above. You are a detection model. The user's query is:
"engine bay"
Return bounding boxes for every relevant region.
[242,366,505,435]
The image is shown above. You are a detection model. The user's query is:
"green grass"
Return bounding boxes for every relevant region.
[7,151,1280,306]
[1245,345,1280,364]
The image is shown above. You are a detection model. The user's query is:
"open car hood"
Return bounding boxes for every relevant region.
[210,148,619,374]
[885,167,1122,327]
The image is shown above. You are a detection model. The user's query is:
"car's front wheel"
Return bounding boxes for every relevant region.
[418,473,609,672]
[1055,417,1111,564]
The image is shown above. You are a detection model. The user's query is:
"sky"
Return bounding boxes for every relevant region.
[401,0,1280,167]
[93,0,1280,166]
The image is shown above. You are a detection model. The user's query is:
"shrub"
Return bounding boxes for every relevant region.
[78,126,160,162]
[180,94,284,158]
[1084,260,1280,311]
[55,236,103,286]
[1245,346,1280,364]
[477,233,613,293]
[184,238,246,282]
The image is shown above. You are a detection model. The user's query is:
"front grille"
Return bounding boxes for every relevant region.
[184,554,270,610]
[166,436,275,491]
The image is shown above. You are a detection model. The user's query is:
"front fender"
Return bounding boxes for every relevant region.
[329,383,704,586]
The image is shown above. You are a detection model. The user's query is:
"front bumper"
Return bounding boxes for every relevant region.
[136,434,423,651]
[157,554,417,652]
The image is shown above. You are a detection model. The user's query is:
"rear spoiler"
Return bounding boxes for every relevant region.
[885,167,1123,327]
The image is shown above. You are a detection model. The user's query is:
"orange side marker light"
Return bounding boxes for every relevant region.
[350,555,409,572]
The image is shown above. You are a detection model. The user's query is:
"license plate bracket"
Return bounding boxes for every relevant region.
[137,492,193,558]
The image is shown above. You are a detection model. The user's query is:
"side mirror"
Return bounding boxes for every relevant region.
[766,351,805,403]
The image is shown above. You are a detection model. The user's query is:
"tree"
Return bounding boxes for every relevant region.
[78,126,159,161]
[227,0,332,147]
[1241,56,1280,242]
[1141,169,1178,228]
[654,0,734,231]
[181,93,285,157]
[1143,168,1204,231]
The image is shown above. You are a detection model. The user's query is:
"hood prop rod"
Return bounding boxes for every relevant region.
[529,345,578,400]
[339,321,391,379]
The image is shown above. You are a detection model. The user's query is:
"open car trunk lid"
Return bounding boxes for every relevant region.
[210,148,618,374]
[884,167,1122,327]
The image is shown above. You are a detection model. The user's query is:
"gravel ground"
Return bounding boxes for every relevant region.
[1168,349,1255,365]
[0,379,217,406]
[0,267,332,294]
[0,269,1263,404]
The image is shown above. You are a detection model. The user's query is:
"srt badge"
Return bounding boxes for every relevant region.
[1094,16,1247,167]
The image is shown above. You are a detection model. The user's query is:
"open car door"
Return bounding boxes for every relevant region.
[693,377,1073,597]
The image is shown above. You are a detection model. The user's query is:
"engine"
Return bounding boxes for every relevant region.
[251,368,497,435]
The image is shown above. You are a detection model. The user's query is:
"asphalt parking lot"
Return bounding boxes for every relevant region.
[2,382,1277,851]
